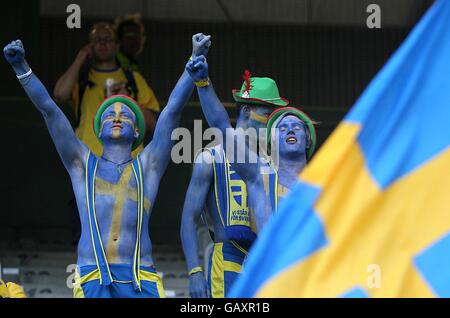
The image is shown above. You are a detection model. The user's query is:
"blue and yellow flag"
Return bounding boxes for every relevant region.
[231,0,450,298]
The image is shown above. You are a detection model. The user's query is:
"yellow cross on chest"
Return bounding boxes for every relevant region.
[94,164,151,263]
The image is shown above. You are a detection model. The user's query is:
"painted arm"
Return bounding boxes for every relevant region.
[141,34,211,179]
[186,57,259,180]
[188,58,262,178]
[3,40,86,173]
[180,151,213,298]
[187,57,270,233]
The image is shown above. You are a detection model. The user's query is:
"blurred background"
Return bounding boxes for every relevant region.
[0,0,433,297]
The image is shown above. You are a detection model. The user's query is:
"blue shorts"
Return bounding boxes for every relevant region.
[207,242,247,298]
[73,264,165,298]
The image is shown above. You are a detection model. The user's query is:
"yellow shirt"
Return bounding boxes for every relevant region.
[72,67,160,157]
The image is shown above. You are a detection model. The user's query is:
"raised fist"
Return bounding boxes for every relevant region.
[191,33,211,59]
[186,55,209,82]
[3,40,26,66]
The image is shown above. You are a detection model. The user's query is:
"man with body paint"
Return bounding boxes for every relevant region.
[180,67,289,297]
[181,57,317,298]
[3,33,211,298]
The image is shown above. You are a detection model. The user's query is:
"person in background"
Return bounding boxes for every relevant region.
[115,14,146,72]
[53,22,159,158]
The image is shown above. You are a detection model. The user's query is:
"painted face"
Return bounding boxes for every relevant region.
[99,103,138,145]
[247,105,273,130]
[275,115,308,158]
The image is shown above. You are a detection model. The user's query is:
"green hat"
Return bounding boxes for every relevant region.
[232,70,289,107]
[266,106,317,159]
[93,94,146,150]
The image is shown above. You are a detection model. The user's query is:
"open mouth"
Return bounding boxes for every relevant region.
[286,136,297,144]
[112,124,123,129]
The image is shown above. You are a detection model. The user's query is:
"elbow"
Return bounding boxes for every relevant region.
[41,106,56,120]
[53,86,70,103]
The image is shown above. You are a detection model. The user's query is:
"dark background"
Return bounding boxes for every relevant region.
[0,0,432,248]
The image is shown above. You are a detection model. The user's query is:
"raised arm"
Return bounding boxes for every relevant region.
[141,34,211,178]
[4,40,87,173]
[180,151,213,298]
[187,56,271,233]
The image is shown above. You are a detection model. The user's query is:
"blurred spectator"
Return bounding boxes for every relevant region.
[54,22,160,245]
[115,14,146,72]
[0,279,27,298]
[53,22,159,157]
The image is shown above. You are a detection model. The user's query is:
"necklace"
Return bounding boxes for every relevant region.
[101,156,133,173]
